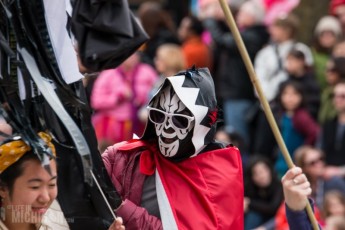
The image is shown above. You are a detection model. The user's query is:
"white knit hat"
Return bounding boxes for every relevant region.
[239,0,266,24]
[314,16,342,38]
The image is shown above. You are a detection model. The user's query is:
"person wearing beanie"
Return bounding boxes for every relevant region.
[315,16,343,39]
[312,16,343,90]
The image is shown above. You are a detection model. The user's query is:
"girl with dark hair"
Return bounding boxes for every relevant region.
[285,47,321,120]
[244,155,283,230]
[0,133,125,230]
[0,133,63,230]
[274,80,320,177]
[322,190,345,221]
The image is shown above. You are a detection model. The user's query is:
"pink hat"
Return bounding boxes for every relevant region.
[262,0,300,25]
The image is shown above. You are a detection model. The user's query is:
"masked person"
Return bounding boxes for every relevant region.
[102,67,244,229]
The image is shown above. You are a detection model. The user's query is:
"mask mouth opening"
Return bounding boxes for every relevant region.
[161,137,176,144]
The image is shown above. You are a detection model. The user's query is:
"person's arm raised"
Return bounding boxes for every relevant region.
[282,167,320,230]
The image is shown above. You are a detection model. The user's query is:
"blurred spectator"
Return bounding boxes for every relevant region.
[319,80,345,178]
[215,127,232,144]
[330,0,345,35]
[285,47,321,120]
[319,57,345,123]
[151,43,185,97]
[261,0,300,26]
[215,126,249,166]
[322,190,345,220]
[255,14,313,103]
[91,52,158,152]
[273,80,319,177]
[294,146,345,209]
[333,39,345,57]
[203,0,269,147]
[312,16,342,90]
[198,0,227,21]
[253,13,313,159]
[138,43,185,123]
[244,155,283,230]
[138,2,180,66]
[178,15,212,70]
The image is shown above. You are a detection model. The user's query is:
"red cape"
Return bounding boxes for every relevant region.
[133,141,244,229]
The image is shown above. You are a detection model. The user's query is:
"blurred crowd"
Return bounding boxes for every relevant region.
[80,0,345,229]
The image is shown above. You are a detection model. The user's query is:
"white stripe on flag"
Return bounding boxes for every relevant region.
[156,170,178,230]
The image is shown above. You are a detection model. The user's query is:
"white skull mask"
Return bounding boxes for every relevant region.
[149,85,195,158]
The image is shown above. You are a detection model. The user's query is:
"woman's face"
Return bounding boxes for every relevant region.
[252,162,272,188]
[318,31,338,49]
[303,149,325,178]
[1,159,57,224]
[281,85,302,112]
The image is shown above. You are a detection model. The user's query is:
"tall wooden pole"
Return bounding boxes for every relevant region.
[217,0,319,229]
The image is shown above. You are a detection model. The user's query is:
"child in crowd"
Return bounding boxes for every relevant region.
[244,155,283,230]
[322,190,345,220]
[274,80,319,177]
[154,44,185,77]
[285,47,321,120]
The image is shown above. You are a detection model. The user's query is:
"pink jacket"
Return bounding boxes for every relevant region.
[91,64,158,121]
[102,140,163,230]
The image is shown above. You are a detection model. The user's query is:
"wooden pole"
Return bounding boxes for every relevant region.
[217,0,319,229]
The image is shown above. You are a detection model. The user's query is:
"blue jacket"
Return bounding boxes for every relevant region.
[286,202,321,230]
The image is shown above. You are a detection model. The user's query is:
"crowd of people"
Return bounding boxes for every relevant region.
[84,0,345,229]
[1,0,345,229]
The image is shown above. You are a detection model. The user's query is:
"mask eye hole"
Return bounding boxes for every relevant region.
[148,108,166,124]
[172,115,189,129]
[147,107,195,129]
